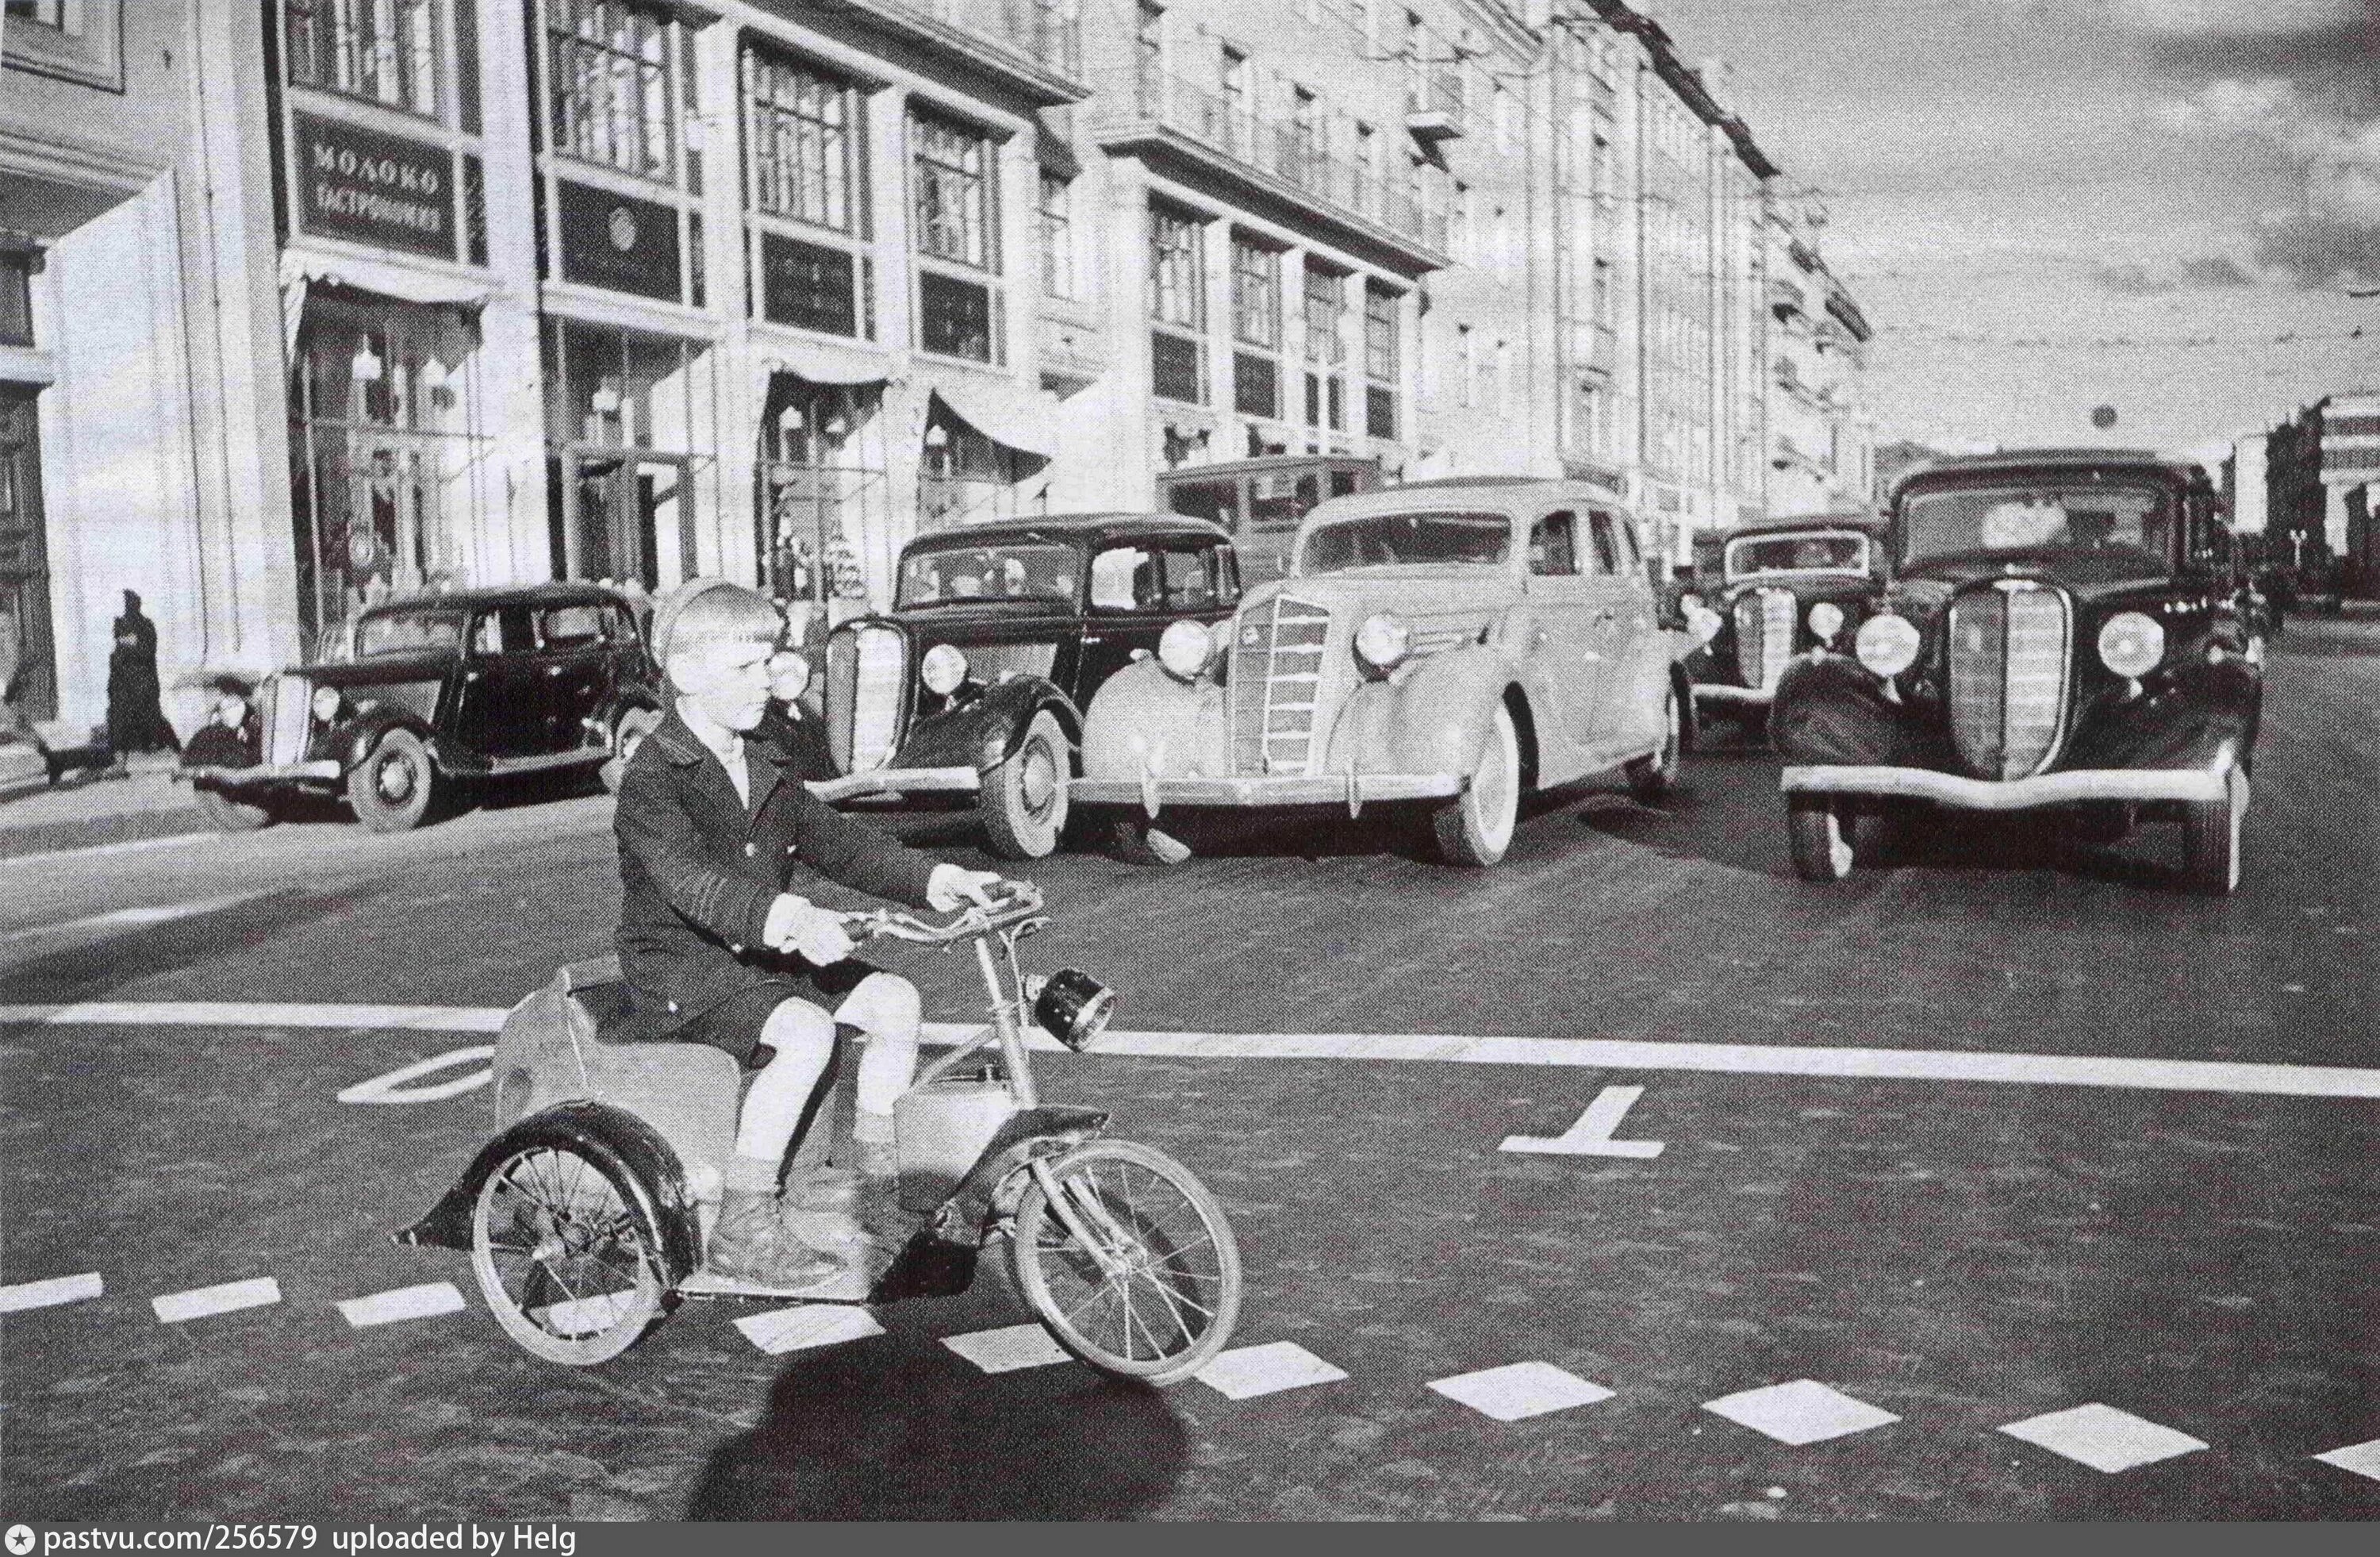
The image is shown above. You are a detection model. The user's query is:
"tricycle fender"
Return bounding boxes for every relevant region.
[895,675,1079,773]
[393,1100,704,1287]
[1079,659,1230,782]
[1334,644,1519,778]
[925,1105,1111,1246]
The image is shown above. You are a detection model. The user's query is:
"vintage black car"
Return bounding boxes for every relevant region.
[808,513,1240,858]
[181,583,665,832]
[1683,513,1887,738]
[1771,450,2263,894]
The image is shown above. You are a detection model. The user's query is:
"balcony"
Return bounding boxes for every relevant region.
[1092,66,1451,276]
[1404,67,1467,143]
[823,0,1087,106]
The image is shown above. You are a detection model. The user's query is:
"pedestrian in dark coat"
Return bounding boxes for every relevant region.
[105,590,178,771]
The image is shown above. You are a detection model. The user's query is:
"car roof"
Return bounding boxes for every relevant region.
[901,512,1231,549]
[1723,513,1887,541]
[1894,448,2209,494]
[356,582,634,616]
[1308,477,1633,521]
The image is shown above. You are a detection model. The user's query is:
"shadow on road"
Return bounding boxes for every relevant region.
[682,1331,1190,1519]
[1,890,347,1004]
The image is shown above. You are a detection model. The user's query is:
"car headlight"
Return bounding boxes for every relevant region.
[767,649,812,702]
[1808,602,1846,644]
[1354,613,1411,676]
[1854,613,1921,679]
[310,685,344,722]
[2098,611,2165,679]
[1156,620,1214,682]
[919,643,969,697]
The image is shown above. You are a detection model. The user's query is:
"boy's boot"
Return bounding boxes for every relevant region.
[848,1130,911,1246]
[708,1155,839,1288]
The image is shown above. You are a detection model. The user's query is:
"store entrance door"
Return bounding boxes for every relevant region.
[0,388,56,722]
[556,451,695,592]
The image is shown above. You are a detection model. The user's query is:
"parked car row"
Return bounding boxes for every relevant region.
[182,449,2268,894]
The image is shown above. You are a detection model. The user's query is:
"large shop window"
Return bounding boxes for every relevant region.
[757,376,883,611]
[541,317,709,592]
[284,0,444,121]
[919,271,996,363]
[921,399,1033,529]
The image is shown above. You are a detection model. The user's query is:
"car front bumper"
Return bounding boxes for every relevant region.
[1692,682,1775,709]
[1071,771,1462,815]
[181,759,342,790]
[806,765,981,804]
[1779,763,2233,809]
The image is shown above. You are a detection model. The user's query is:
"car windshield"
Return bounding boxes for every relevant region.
[1901,482,2176,579]
[1727,532,1868,579]
[1299,511,1511,574]
[354,609,465,657]
[896,542,1080,609]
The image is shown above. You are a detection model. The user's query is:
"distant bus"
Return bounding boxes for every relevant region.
[1154,455,1381,583]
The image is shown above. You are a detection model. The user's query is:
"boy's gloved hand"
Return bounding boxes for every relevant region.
[927,864,1007,912]
[762,893,854,966]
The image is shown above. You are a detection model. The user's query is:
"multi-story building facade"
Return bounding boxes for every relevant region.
[1763,202,1873,517]
[0,0,1867,734]
[2263,390,2380,593]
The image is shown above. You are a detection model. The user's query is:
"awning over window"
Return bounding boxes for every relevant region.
[278,249,492,357]
[760,340,892,388]
[928,379,1058,460]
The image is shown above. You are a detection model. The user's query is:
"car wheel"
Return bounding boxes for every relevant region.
[1787,794,1860,882]
[1626,683,1683,802]
[601,706,662,795]
[347,729,440,833]
[1109,813,1192,867]
[1430,703,1521,867]
[2181,770,2246,896]
[194,786,276,833]
[981,709,1070,860]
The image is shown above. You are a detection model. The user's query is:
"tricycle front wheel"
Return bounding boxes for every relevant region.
[470,1142,666,1365]
[1008,1140,1241,1386]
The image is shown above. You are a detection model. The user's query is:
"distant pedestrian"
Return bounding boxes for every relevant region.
[104,589,179,775]
[0,608,26,742]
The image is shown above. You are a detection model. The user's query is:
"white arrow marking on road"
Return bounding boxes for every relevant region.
[152,1277,281,1324]
[337,1045,496,1105]
[0,1271,104,1313]
[1501,1085,1665,1157]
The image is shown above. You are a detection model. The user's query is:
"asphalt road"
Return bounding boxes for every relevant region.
[3,617,2377,1520]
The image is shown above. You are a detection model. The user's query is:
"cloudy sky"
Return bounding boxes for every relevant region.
[1647,0,2378,458]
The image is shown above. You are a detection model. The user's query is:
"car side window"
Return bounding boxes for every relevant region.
[472,606,535,656]
[1088,548,1146,612]
[540,604,608,648]
[1586,510,1624,575]
[1528,511,1580,577]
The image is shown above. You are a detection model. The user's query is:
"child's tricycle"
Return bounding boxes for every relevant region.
[397,884,1242,1384]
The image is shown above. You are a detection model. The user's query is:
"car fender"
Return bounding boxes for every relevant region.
[1335,644,1520,779]
[2065,655,2263,773]
[1079,658,1230,782]
[336,706,440,774]
[895,675,1080,773]
[392,1099,702,1287]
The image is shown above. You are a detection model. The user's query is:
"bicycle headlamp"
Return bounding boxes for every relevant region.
[920,643,969,697]
[1029,968,1115,1051]
[1157,620,1215,682]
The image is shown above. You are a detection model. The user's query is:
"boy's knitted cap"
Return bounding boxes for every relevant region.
[647,578,778,669]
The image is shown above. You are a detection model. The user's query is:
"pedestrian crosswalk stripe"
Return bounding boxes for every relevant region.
[1997,1405,2208,1472]
[942,1324,1073,1374]
[1196,1340,1349,1400]
[336,1282,466,1328]
[735,1305,884,1355]
[152,1278,281,1324]
[0,1272,103,1313]
[1428,1362,1616,1421]
[0,1001,506,1033]
[1702,1380,1901,1445]
[2313,1440,2380,1482]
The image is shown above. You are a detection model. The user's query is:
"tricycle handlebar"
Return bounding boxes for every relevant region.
[843,882,1043,945]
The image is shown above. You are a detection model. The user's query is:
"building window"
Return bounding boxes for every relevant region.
[0,252,32,348]
[745,45,858,234]
[1230,233,1279,420]
[1302,263,1345,366]
[911,108,996,271]
[1364,283,1398,441]
[1038,170,1075,300]
[1149,205,1206,404]
[545,0,685,186]
[284,0,443,119]
[758,234,869,338]
[919,269,996,362]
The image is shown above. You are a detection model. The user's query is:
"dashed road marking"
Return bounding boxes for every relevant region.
[1196,1340,1349,1400]
[1703,1380,1902,1446]
[942,1324,1073,1374]
[0,1001,508,1033]
[2313,1439,2380,1482]
[1998,1404,2209,1473]
[152,1278,281,1324]
[1501,1084,1666,1158]
[736,1305,885,1355]
[1427,1362,1616,1422]
[0,1272,104,1313]
[336,1282,467,1328]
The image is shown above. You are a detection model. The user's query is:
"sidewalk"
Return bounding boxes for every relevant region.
[0,749,212,861]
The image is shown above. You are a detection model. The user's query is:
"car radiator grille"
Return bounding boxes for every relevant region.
[1230,595,1331,776]
[266,675,312,767]
[1733,588,1796,690]
[1946,583,2071,781]
[827,624,906,774]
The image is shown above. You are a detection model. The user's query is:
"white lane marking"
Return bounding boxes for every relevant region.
[0,894,262,944]
[336,1282,467,1328]
[10,1004,2380,1102]
[152,1277,281,1324]
[735,1305,885,1355]
[2313,1439,2380,1482]
[942,1324,1073,1374]
[337,1046,496,1105]
[0,1272,104,1313]
[1702,1381,1901,1446]
[1998,1404,2209,1473]
[0,832,225,870]
[1501,1084,1666,1158]
[1196,1340,1349,1401]
[1428,1362,1616,1422]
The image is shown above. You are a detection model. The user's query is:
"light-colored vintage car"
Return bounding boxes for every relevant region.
[1071,477,1689,867]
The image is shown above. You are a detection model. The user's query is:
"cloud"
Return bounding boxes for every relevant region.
[2103,0,2372,35]
[2155,75,2380,286]
[2094,255,2258,291]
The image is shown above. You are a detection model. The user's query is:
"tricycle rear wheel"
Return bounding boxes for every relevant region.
[1008,1140,1241,1386]
[470,1142,666,1365]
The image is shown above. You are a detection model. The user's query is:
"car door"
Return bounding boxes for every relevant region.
[1523,509,1604,753]
[453,605,542,759]
[1590,509,1667,751]
[1074,542,1175,700]
[536,600,614,753]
